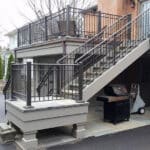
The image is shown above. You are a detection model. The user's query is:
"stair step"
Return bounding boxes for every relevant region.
[120,46,127,50]
[106,56,114,60]
[84,71,103,79]
[93,65,110,71]
[86,71,102,76]
[63,90,79,94]
[61,90,79,100]
[69,84,86,90]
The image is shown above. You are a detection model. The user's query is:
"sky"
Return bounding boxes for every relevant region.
[0,0,96,47]
[0,0,35,47]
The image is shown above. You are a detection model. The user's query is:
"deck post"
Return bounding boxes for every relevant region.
[66,5,71,36]
[17,29,20,47]
[127,14,132,40]
[45,16,48,41]
[10,64,14,100]
[28,23,32,44]
[97,11,101,33]
[25,62,32,108]
[53,66,58,96]
[78,63,83,101]
[29,23,32,44]
[113,34,117,65]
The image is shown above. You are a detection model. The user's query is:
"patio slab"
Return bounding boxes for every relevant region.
[85,106,150,138]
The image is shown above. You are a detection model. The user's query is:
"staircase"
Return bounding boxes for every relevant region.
[61,9,150,101]
[36,14,130,96]
[4,9,150,103]
[57,14,130,64]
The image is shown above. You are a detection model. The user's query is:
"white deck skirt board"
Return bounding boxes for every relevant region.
[16,40,84,58]
[6,99,88,112]
[16,43,63,58]
[6,99,88,132]
[83,39,150,101]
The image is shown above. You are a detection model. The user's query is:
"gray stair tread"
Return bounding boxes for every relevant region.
[62,90,79,94]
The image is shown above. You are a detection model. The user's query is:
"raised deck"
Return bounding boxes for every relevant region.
[6,99,88,150]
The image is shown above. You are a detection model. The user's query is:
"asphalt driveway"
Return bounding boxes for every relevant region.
[1,94,150,150]
[50,125,150,150]
[0,94,16,150]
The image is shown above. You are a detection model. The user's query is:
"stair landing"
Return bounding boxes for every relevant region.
[6,99,88,149]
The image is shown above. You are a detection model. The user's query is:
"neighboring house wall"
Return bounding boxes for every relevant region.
[83,7,121,37]
[98,0,139,18]
[8,33,17,50]
[6,30,17,50]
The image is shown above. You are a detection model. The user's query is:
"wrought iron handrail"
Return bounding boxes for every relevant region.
[57,14,130,64]
[36,67,53,96]
[71,8,150,90]
[5,9,150,107]
[3,76,11,99]
[76,8,150,64]
[4,62,82,107]
[37,15,129,93]
[17,6,121,47]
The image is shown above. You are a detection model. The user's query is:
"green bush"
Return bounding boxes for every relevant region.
[2,59,5,77]
[6,54,14,79]
[0,55,3,79]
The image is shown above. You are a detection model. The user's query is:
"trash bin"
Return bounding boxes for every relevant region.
[97,84,130,124]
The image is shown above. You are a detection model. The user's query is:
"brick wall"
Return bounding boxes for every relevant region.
[98,0,140,19]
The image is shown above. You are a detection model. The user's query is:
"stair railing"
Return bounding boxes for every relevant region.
[3,76,11,99]
[75,8,150,87]
[36,66,53,97]
[36,14,131,100]
[5,9,150,103]
[57,14,131,64]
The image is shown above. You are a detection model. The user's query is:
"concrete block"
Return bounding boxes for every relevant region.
[72,123,86,139]
[0,123,16,144]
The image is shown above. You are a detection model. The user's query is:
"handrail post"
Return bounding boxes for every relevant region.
[113,34,116,65]
[53,66,57,96]
[10,63,14,100]
[17,29,20,47]
[97,11,101,34]
[66,5,71,36]
[78,63,83,102]
[127,14,132,40]
[45,16,48,41]
[29,23,32,44]
[25,62,32,108]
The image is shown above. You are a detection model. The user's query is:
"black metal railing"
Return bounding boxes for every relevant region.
[4,62,82,107]
[3,76,11,100]
[4,9,150,107]
[57,14,131,64]
[75,8,150,86]
[17,6,121,47]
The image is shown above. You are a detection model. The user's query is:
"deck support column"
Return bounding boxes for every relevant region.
[53,66,58,96]
[20,131,38,150]
[24,62,32,108]
[72,123,86,139]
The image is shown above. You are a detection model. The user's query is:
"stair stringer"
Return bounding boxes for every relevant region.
[83,39,150,102]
